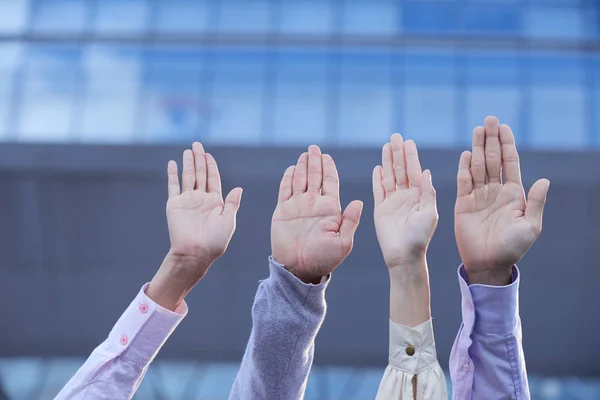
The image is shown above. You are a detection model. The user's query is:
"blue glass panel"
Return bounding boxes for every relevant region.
[93,0,149,34]
[525,6,584,39]
[80,45,142,142]
[592,56,600,146]
[155,0,212,33]
[342,0,398,35]
[402,1,461,35]
[280,0,334,34]
[143,46,206,143]
[208,47,266,145]
[17,44,82,142]
[530,85,586,148]
[0,44,24,139]
[466,50,520,86]
[31,0,88,33]
[466,87,520,143]
[218,0,271,33]
[529,53,584,85]
[464,2,522,36]
[0,0,30,34]
[337,49,393,146]
[272,48,330,145]
[405,47,455,85]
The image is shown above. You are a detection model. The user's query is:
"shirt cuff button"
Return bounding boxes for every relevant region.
[405,345,415,356]
[139,303,148,314]
[120,335,128,346]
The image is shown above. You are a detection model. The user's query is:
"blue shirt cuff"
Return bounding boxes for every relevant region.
[458,265,520,335]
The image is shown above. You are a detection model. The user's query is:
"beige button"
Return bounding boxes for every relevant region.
[405,345,415,356]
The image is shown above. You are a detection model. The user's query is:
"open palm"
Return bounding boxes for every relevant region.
[166,142,242,276]
[271,145,363,283]
[455,117,550,276]
[373,135,438,268]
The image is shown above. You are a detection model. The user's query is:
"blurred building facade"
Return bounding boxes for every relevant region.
[0,0,599,148]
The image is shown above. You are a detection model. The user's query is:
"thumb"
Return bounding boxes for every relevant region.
[525,178,550,232]
[223,187,243,217]
[339,200,363,247]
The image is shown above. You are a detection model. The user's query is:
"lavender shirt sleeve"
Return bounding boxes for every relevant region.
[450,265,530,400]
[229,257,329,400]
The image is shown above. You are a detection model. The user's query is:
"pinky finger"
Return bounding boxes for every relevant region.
[167,160,180,198]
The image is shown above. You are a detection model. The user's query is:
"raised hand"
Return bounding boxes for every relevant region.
[373,134,437,326]
[147,142,243,309]
[271,145,363,284]
[373,134,438,270]
[455,116,550,285]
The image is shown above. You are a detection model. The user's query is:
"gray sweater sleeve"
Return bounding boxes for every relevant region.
[229,257,329,400]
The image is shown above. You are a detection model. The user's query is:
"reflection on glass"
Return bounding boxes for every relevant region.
[0,0,31,34]
[93,0,149,34]
[280,0,333,35]
[0,44,24,139]
[342,0,398,35]
[80,46,142,142]
[464,2,521,36]
[209,48,266,145]
[525,6,584,39]
[31,0,88,33]
[155,0,212,33]
[143,46,207,143]
[402,1,460,35]
[337,50,393,146]
[218,0,270,33]
[272,48,330,145]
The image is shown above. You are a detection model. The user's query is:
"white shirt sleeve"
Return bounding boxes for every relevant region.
[376,319,448,400]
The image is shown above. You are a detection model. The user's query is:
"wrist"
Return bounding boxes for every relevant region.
[284,266,323,285]
[387,255,428,280]
[464,266,513,286]
[147,251,211,311]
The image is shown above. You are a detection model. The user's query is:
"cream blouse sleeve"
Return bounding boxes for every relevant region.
[375,319,448,400]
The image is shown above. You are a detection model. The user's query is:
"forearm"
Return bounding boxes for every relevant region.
[450,265,529,400]
[388,257,432,328]
[229,257,328,400]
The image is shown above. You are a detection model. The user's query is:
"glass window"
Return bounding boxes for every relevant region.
[31,0,88,33]
[337,49,393,146]
[464,2,521,36]
[0,44,24,140]
[80,45,142,142]
[218,0,271,33]
[403,48,457,146]
[0,0,31,34]
[525,6,584,39]
[528,53,586,148]
[465,51,521,144]
[402,1,461,35]
[17,45,82,142]
[280,0,334,35]
[155,0,212,33]
[342,0,398,35]
[208,48,266,145]
[93,0,149,34]
[143,46,207,143]
[272,48,330,145]
[591,56,600,147]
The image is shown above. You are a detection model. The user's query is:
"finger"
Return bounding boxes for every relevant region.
[167,160,180,198]
[382,143,396,193]
[372,166,385,205]
[471,126,486,188]
[419,169,436,209]
[292,152,308,194]
[321,154,340,199]
[192,142,207,191]
[390,133,408,189]
[205,153,222,195]
[223,187,243,218]
[404,140,422,188]
[525,178,550,232]
[499,124,522,185]
[457,151,474,197]
[339,200,363,248]
[484,116,501,184]
[181,149,195,192]
[306,145,323,192]
[278,165,296,203]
